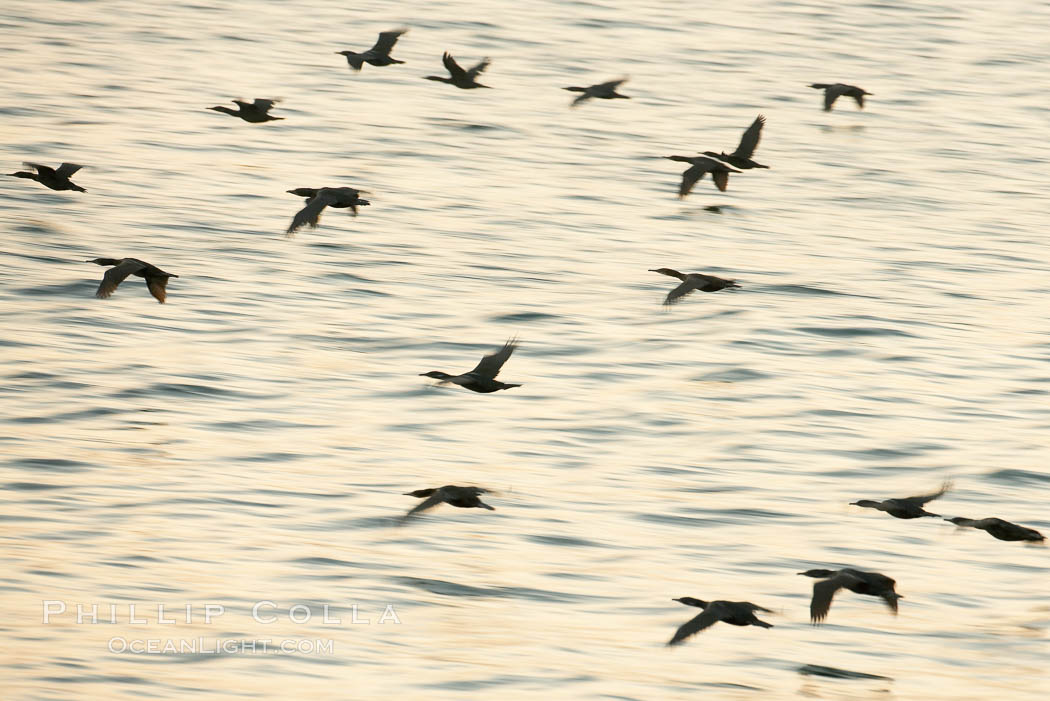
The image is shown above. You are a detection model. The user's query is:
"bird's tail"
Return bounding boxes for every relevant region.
[754,620,774,629]
[501,384,522,390]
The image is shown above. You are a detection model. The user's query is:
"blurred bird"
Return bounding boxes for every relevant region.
[663,155,740,196]
[667,598,773,646]
[424,52,492,89]
[798,568,901,623]
[649,268,739,305]
[945,517,1045,542]
[286,187,370,235]
[850,481,952,519]
[808,83,871,111]
[86,258,178,303]
[336,28,408,70]
[401,485,495,522]
[420,339,521,393]
[7,162,86,192]
[207,98,283,123]
[564,77,630,107]
[703,115,769,169]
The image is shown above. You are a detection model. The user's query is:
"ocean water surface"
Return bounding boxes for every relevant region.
[1,0,1048,699]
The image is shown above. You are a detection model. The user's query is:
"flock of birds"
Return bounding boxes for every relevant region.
[6,26,1044,654]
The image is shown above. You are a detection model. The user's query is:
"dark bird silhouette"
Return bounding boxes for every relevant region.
[286,187,370,235]
[7,162,86,192]
[207,98,283,123]
[401,485,495,521]
[703,115,769,169]
[663,155,740,196]
[946,517,1045,542]
[667,598,773,646]
[649,268,739,305]
[850,481,952,519]
[808,83,871,112]
[564,77,630,107]
[420,339,521,393]
[425,52,491,89]
[86,258,178,303]
[336,28,408,70]
[799,568,901,624]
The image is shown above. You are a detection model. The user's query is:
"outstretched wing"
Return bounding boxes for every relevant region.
[668,603,726,645]
[24,162,56,177]
[252,98,280,112]
[287,190,336,235]
[905,480,952,506]
[824,85,847,111]
[712,170,730,192]
[810,572,860,623]
[96,259,147,299]
[144,275,171,303]
[403,491,447,519]
[466,57,491,80]
[56,163,84,178]
[852,92,866,109]
[679,164,706,198]
[664,278,700,306]
[732,115,765,159]
[469,339,518,380]
[371,28,407,56]
[442,52,467,81]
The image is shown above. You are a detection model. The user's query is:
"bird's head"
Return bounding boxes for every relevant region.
[850,499,878,508]
[420,371,450,380]
[798,569,835,578]
[649,268,680,277]
[335,51,353,56]
[672,597,707,608]
[944,517,969,525]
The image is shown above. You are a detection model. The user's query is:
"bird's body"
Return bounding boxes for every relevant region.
[336,28,408,70]
[286,187,370,235]
[667,598,773,646]
[808,83,871,112]
[425,52,491,89]
[7,162,86,192]
[207,98,283,123]
[851,481,951,519]
[703,115,769,169]
[664,155,740,196]
[564,78,630,107]
[946,517,1045,542]
[86,258,178,303]
[799,568,901,623]
[401,485,495,521]
[649,268,739,305]
[420,339,521,393]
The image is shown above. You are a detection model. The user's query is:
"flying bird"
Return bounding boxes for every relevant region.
[336,28,408,70]
[401,485,495,522]
[424,52,492,89]
[564,78,630,107]
[86,258,178,303]
[667,598,773,646]
[945,517,1045,542]
[663,155,740,196]
[420,338,521,393]
[286,187,370,235]
[207,98,283,123]
[7,162,86,192]
[703,115,769,169]
[798,568,901,624]
[649,268,739,305]
[850,481,952,519]
[808,83,871,112]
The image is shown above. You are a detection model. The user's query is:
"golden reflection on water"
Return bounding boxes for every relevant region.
[3,0,1050,699]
